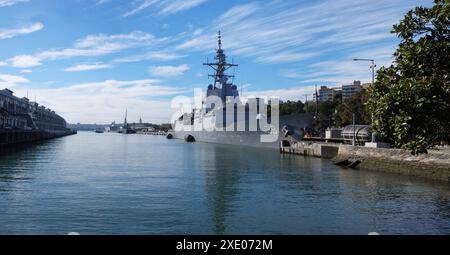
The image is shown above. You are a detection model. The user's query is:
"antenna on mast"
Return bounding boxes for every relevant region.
[124,109,128,125]
[315,84,319,116]
[218,30,222,50]
[232,58,236,84]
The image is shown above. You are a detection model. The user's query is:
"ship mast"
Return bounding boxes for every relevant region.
[124,109,128,127]
[203,31,238,100]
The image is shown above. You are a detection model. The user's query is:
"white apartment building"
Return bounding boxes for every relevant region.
[314,81,364,102]
[342,81,363,99]
[317,86,336,102]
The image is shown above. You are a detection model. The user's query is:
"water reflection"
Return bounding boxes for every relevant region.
[0,139,63,186]
[198,145,255,234]
[337,168,450,234]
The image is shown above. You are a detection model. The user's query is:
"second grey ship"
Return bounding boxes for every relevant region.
[170,32,314,149]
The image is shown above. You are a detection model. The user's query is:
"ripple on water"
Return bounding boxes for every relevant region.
[0,132,449,234]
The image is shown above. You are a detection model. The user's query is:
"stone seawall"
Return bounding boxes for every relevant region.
[0,130,77,147]
[281,142,450,182]
[280,142,340,159]
[335,145,450,182]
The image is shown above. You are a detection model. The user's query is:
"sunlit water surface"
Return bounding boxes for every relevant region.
[0,132,449,234]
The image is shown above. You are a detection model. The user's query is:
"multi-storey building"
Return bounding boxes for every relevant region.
[0,88,67,131]
[342,80,363,99]
[314,80,365,102]
[317,86,336,102]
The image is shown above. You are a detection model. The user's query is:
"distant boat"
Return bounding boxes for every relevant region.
[118,109,136,134]
[118,127,136,134]
[94,127,105,133]
[108,121,119,132]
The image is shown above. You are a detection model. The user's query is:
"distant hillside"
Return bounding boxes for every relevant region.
[67,123,172,131]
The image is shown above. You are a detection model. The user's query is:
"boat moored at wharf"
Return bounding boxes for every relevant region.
[169,32,314,149]
[0,88,76,147]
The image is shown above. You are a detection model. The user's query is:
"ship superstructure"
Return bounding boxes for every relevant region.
[203,31,239,102]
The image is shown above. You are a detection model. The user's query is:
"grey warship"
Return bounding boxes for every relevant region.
[170,32,314,149]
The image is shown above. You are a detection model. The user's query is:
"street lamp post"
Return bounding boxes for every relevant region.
[353,58,376,143]
[353,58,376,86]
[352,113,356,146]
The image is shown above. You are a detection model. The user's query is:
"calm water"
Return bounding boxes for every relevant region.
[0,132,449,234]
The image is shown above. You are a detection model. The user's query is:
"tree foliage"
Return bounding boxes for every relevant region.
[279,100,305,115]
[337,91,371,127]
[303,101,317,113]
[314,100,339,132]
[368,0,450,154]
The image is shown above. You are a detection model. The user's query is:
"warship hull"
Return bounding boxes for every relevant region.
[170,113,314,149]
[171,130,279,149]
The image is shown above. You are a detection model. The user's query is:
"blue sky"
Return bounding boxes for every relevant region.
[0,0,432,123]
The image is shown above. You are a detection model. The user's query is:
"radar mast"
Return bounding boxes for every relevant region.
[203,31,238,100]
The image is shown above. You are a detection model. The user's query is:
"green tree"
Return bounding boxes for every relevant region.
[313,96,342,134]
[303,101,317,113]
[337,91,370,127]
[368,0,450,154]
[159,123,172,132]
[279,100,305,115]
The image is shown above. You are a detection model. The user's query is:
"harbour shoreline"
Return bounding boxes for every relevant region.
[281,142,450,183]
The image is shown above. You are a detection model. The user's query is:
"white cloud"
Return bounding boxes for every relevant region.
[64,62,113,72]
[0,73,29,87]
[8,55,42,68]
[246,85,318,102]
[74,31,154,49]
[0,61,7,67]
[0,22,43,40]
[113,51,185,63]
[294,45,397,84]
[276,43,397,84]
[158,0,208,16]
[123,0,208,17]
[175,0,425,69]
[8,31,158,68]
[123,0,160,17]
[215,2,260,28]
[20,69,32,73]
[95,0,108,5]
[279,69,302,79]
[164,0,433,90]
[40,31,155,60]
[149,64,189,77]
[0,0,29,7]
[256,52,318,64]
[12,79,186,123]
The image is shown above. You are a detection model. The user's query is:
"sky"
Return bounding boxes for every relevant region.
[0,0,432,124]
